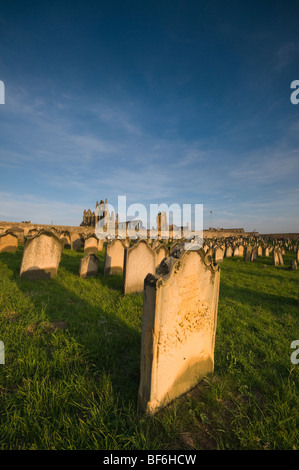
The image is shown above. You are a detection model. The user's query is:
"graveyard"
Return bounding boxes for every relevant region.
[0,226,298,450]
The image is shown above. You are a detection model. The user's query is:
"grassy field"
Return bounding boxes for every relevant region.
[0,243,298,450]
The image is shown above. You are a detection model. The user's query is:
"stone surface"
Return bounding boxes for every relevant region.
[138,248,220,414]
[79,253,99,278]
[0,233,18,253]
[84,235,99,255]
[123,240,156,294]
[70,233,83,251]
[103,239,125,275]
[20,230,64,280]
[154,243,169,269]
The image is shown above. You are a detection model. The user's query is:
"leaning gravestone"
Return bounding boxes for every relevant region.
[123,240,156,294]
[138,248,221,414]
[20,230,64,279]
[103,239,125,275]
[0,233,18,253]
[79,253,99,278]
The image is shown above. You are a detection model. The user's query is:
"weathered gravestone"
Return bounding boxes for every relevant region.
[20,230,64,279]
[123,240,156,294]
[60,231,71,248]
[70,233,84,251]
[244,245,253,261]
[0,233,18,253]
[84,235,99,255]
[6,227,24,243]
[273,247,284,266]
[233,246,239,257]
[79,253,99,278]
[97,238,104,252]
[251,246,258,261]
[257,245,263,256]
[154,243,169,269]
[238,245,244,257]
[138,248,220,414]
[103,239,125,275]
[225,246,232,257]
[214,246,224,263]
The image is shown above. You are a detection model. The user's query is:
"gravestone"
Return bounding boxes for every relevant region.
[245,245,253,261]
[6,227,24,243]
[97,238,104,252]
[154,243,169,269]
[233,246,239,257]
[238,245,244,257]
[70,233,83,251]
[225,246,232,257]
[138,248,220,414]
[273,247,283,266]
[214,246,224,263]
[123,240,156,294]
[20,230,64,279]
[0,233,18,253]
[84,235,99,255]
[79,253,99,278]
[251,246,258,261]
[60,231,71,248]
[103,239,125,275]
[258,245,263,256]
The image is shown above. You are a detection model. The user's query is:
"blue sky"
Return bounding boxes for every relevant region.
[0,0,299,233]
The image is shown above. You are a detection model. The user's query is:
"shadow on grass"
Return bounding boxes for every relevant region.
[0,247,142,405]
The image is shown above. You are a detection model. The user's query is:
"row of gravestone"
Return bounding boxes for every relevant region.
[0,228,222,414]
[202,240,299,269]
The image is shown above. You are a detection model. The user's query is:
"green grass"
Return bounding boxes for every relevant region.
[0,245,298,450]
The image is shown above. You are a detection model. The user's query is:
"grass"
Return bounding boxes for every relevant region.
[0,244,298,450]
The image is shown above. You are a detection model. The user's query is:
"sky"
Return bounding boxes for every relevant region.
[0,0,299,233]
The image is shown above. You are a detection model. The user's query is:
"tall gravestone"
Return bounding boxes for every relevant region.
[103,239,125,275]
[214,246,224,263]
[20,230,64,279]
[84,234,99,255]
[225,246,232,257]
[238,245,244,257]
[123,240,156,294]
[138,248,220,414]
